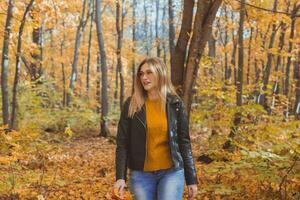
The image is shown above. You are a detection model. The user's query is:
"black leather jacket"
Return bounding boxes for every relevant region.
[115,94,198,185]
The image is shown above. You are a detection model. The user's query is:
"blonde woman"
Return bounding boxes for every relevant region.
[114,57,198,200]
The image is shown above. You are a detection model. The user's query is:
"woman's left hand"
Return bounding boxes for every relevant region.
[187,184,198,200]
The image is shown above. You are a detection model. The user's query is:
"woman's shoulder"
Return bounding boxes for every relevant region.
[167,93,181,104]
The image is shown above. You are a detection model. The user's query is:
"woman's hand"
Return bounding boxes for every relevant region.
[114,179,126,197]
[187,184,198,200]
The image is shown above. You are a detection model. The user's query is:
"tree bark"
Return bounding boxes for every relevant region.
[236,0,245,106]
[66,0,88,106]
[1,0,14,126]
[61,20,67,107]
[131,0,137,94]
[182,0,222,116]
[10,0,35,130]
[155,0,161,57]
[246,27,253,85]
[284,3,299,96]
[172,0,195,92]
[116,0,125,110]
[260,0,278,109]
[168,0,176,68]
[95,0,110,137]
[143,0,149,55]
[86,0,95,94]
[230,9,237,85]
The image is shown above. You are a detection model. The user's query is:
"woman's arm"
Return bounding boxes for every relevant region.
[115,97,131,181]
[177,100,198,185]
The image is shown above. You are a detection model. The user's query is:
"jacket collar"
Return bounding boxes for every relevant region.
[166,93,181,104]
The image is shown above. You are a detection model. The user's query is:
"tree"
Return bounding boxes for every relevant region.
[168,0,176,67]
[236,0,245,106]
[86,0,95,94]
[10,0,35,129]
[95,0,110,137]
[131,0,137,94]
[171,0,195,89]
[1,0,14,126]
[116,0,125,110]
[174,0,222,116]
[66,0,88,106]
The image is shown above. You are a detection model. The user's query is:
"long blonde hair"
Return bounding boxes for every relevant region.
[128,57,178,118]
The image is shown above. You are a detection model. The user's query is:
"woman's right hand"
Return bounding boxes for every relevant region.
[114,179,126,197]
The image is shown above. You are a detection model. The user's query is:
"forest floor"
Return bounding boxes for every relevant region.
[0,128,299,200]
[0,134,205,200]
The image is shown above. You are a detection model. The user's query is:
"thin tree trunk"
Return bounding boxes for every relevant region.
[66,0,88,106]
[230,10,236,85]
[1,0,14,126]
[236,0,245,106]
[172,0,195,92]
[260,0,278,109]
[143,0,149,55]
[116,0,125,110]
[61,20,67,107]
[182,0,222,116]
[168,0,176,68]
[222,6,229,82]
[96,54,101,113]
[162,2,167,64]
[246,27,253,85]
[208,31,216,77]
[284,3,299,96]
[10,0,35,130]
[49,29,55,78]
[131,0,137,94]
[269,22,286,111]
[86,0,94,94]
[155,0,161,57]
[95,0,110,137]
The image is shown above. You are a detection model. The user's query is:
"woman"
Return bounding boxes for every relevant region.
[114,57,198,200]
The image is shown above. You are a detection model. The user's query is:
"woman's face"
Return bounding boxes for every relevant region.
[139,64,158,92]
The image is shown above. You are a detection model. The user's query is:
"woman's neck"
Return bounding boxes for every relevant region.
[147,90,159,100]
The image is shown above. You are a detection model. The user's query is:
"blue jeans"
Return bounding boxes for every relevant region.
[129,167,185,200]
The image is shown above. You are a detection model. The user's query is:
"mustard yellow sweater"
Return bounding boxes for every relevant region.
[143,98,173,171]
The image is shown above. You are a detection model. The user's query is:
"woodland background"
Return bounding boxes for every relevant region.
[0,0,299,199]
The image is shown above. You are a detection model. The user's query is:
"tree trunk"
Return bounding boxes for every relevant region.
[96,54,101,113]
[10,0,35,130]
[131,0,137,94]
[230,9,236,84]
[246,27,253,85]
[61,20,67,107]
[182,0,222,116]
[208,31,216,77]
[284,3,299,96]
[86,0,94,94]
[155,0,161,57]
[260,0,278,109]
[66,0,88,106]
[143,0,149,55]
[221,5,229,82]
[172,0,195,92]
[30,25,43,81]
[162,2,168,64]
[236,0,245,106]
[116,0,125,111]
[95,0,110,137]
[168,0,176,68]
[1,0,14,126]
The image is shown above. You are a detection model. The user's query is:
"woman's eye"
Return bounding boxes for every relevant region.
[146,71,152,75]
